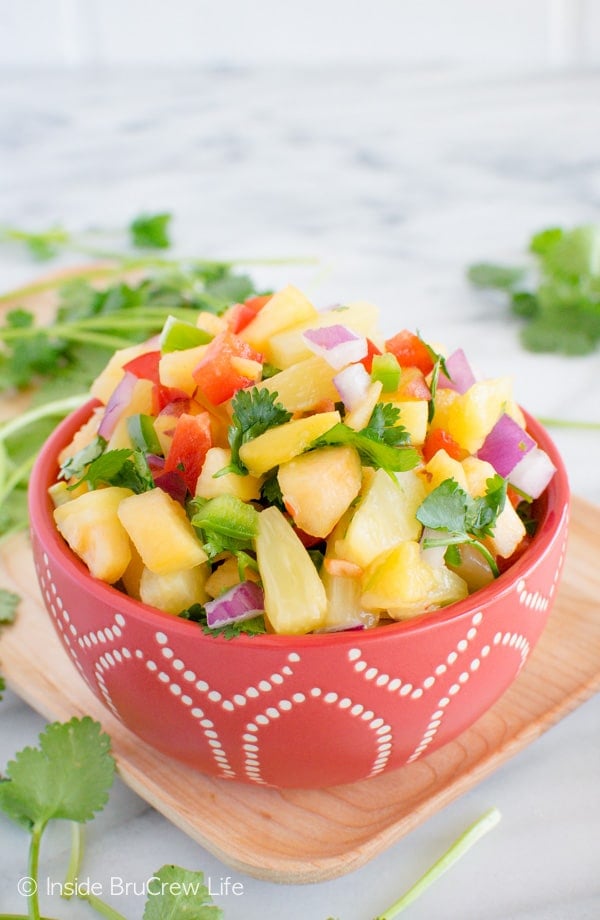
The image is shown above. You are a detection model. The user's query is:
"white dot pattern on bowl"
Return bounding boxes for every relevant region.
[37,505,567,785]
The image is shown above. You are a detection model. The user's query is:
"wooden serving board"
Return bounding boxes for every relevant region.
[1,496,599,883]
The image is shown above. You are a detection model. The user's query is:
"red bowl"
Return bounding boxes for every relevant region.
[29,402,570,789]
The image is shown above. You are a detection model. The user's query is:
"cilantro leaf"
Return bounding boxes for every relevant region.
[179,603,266,639]
[313,403,418,476]
[143,865,223,919]
[74,448,154,493]
[0,716,115,831]
[59,434,106,481]
[129,212,172,250]
[468,223,600,355]
[226,388,292,475]
[0,588,19,623]
[417,475,507,576]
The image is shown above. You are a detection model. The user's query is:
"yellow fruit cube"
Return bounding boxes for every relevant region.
[57,406,103,467]
[195,446,263,501]
[139,564,209,614]
[159,345,208,395]
[257,356,339,413]
[462,456,526,559]
[278,445,362,538]
[424,449,469,493]
[90,343,153,404]
[387,566,468,620]
[256,506,327,634]
[446,377,513,453]
[392,399,428,445]
[344,380,383,431]
[361,541,435,611]
[54,486,133,584]
[268,300,383,368]
[117,489,207,574]
[105,379,155,451]
[240,285,318,356]
[336,468,426,567]
[238,410,340,477]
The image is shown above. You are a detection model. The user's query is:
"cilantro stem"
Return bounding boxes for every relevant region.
[61,823,84,901]
[27,824,44,920]
[537,417,600,430]
[0,454,36,506]
[0,266,118,306]
[0,394,88,445]
[374,807,501,919]
[77,893,127,920]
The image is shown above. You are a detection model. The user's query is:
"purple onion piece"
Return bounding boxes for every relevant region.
[437,348,477,394]
[477,413,535,477]
[153,470,188,504]
[97,371,137,440]
[205,581,265,629]
[508,447,557,499]
[302,324,368,369]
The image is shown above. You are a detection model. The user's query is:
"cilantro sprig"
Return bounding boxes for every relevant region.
[224,387,292,475]
[417,475,507,576]
[313,402,419,476]
[69,447,155,493]
[468,223,600,355]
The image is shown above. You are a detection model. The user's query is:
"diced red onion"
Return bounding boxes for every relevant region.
[146,454,165,473]
[153,470,188,504]
[98,371,137,440]
[508,447,557,499]
[333,363,371,410]
[437,348,477,394]
[302,324,368,369]
[477,414,535,477]
[205,581,265,629]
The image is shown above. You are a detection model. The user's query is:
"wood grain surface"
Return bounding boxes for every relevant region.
[1,496,599,883]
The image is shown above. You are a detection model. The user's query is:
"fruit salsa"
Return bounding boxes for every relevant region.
[49,285,556,636]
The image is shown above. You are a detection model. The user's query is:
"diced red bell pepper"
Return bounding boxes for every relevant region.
[423,428,466,463]
[153,385,192,414]
[192,330,263,404]
[359,338,383,373]
[123,350,161,383]
[164,412,213,494]
[385,330,434,374]
[225,294,271,334]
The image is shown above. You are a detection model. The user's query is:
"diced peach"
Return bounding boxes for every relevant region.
[54,486,133,583]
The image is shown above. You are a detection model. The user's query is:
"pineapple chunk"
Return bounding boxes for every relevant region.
[344,380,383,431]
[278,445,362,538]
[238,410,340,477]
[268,300,383,368]
[336,468,427,568]
[105,378,155,451]
[446,377,513,453]
[139,564,209,614]
[159,345,207,395]
[361,541,435,611]
[447,542,494,592]
[117,489,207,574]
[429,387,459,432]
[322,567,378,631]
[257,356,339,413]
[462,456,526,559]
[391,400,428,445]
[57,406,103,467]
[256,506,327,634]
[387,566,469,620]
[240,286,318,356]
[48,479,89,507]
[205,556,260,598]
[90,343,153,404]
[195,446,263,501]
[121,544,145,600]
[424,448,469,493]
[54,486,133,583]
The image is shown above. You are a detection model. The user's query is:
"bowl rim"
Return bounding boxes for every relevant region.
[29,400,570,650]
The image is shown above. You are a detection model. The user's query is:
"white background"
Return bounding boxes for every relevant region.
[1,0,600,72]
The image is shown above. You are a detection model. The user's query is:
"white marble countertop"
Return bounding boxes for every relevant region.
[1,66,599,920]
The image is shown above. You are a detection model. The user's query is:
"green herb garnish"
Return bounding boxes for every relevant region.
[468,223,600,355]
[225,387,292,475]
[416,475,507,576]
[313,402,419,476]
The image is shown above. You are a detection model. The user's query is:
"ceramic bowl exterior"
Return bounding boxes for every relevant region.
[29,403,570,788]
